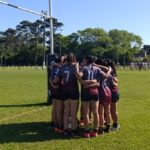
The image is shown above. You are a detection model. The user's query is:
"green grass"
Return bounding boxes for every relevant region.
[0,67,150,150]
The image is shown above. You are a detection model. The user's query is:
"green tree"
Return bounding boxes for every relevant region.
[109,29,142,64]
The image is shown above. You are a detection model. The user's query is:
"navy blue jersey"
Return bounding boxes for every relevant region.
[51,64,61,80]
[57,63,78,91]
[81,64,105,82]
[81,64,105,95]
[49,64,61,97]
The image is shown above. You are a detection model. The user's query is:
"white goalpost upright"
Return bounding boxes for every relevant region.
[48,0,54,54]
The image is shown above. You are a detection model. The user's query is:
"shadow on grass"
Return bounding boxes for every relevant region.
[0,122,82,143]
[0,102,49,108]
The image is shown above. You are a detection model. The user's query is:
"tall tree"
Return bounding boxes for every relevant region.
[109,29,142,64]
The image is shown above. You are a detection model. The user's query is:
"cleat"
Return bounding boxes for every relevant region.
[99,127,104,135]
[99,130,104,135]
[110,124,120,131]
[64,130,69,137]
[57,128,63,133]
[54,128,59,132]
[104,128,110,133]
[83,132,90,138]
[90,131,98,137]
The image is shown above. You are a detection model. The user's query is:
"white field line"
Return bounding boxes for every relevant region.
[0,106,48,123]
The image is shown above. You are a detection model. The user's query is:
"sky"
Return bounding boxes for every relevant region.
[0,0,150,44]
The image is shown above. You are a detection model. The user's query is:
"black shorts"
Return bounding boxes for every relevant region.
[111,91,120,103]
[61,90,79,101]
[50,91,61,100]
[50,86,61,100]
[51,94,61,100]
[81,89,99,102]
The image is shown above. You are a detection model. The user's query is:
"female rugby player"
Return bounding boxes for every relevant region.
[79,56,109,138]
[106,60,120,131]
[53,53,80,136]
[50,56,64,133]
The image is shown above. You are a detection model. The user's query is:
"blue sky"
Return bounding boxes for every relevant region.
[0,0,150,44]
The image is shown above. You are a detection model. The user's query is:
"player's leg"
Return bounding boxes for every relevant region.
[51,99,57,128]
[63,99,70,136]
[104,104,111,132]
[89,102,93,123]
[56,99,64,132]
[81,89,91,137]
[111,102,120,130]
[82,101,90,138]
[99,103,104,134]
[90,99,99,137]
[70,100,79,134]
[80,102,85,126]
[111,92,120,131]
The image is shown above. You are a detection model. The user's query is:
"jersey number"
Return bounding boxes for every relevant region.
[54,68,59,78]
[87,70,94,80]
[64,71,70,82]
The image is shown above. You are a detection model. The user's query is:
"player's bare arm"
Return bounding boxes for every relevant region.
[83,82,100,88]
[93,63,109,72]
[50,79,59,89]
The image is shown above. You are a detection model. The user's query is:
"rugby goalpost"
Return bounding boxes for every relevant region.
[0,0,55,104]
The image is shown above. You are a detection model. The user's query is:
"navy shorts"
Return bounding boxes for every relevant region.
[111,91,120,103]
[51,94,61,100]
[81,89,99,102]
[61,90,79,101]
[50,87,61,100]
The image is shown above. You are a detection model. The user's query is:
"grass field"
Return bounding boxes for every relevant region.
[0,67,150,150]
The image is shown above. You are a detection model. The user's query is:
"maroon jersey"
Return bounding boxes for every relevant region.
[57,63,78,91]
[106,75,119,92]
[81,64,105,95]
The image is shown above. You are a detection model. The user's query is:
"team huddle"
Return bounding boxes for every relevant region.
[50,53,120,138]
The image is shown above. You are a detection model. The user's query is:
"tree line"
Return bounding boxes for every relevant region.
[0,18,142,66]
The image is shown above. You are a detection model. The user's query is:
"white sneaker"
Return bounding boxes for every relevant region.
[110,124,120,131]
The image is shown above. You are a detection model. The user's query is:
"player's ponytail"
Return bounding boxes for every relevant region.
[66,53,77,64]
